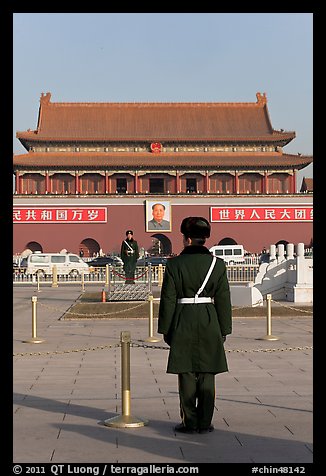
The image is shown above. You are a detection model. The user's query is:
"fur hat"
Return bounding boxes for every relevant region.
[180,217,210,239]
[126,230,133,235]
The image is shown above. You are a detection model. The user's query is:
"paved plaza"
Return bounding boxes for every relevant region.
[13,285,313,465]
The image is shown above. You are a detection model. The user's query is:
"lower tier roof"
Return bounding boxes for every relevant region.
[13,152,312,170]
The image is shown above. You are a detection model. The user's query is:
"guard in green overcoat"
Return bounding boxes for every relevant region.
[120,230,139,284]
[158,217,232,434]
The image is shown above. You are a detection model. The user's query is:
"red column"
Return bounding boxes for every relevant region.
[45,172,50,193]
[135,171,139,193]
[264,171,269,194]
[75,173,79,194]
[292,170,297,193]
[176,171,180,193]
[235,171,239,194]
[105,172,109,193]
[15,172,20,194]
[205,171,210,193]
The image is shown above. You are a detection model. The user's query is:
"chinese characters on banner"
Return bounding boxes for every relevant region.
[210,206,313,222]
[13,208,107,223]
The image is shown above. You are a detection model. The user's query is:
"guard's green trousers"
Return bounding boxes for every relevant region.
[123,260,136,283]
[178,372,216,430]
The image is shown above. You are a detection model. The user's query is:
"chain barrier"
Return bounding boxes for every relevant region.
[15,294,313,357]
[13,342,120,357]
[110,267,148,281]
[38,300,147,317]
[13,340,312,357]
[231,299,264,310]
[36,297,313,316]
[130,341,313,354]
[271,298,313,315]
[231,299,313,314]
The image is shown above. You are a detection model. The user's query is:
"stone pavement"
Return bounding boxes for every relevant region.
[13,284,313,465]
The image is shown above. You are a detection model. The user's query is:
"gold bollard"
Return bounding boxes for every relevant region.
[158,264,163,287]
[257,294,279,341]
[105,264,109,287]
[51,265,58,288]
[145,294,161,343]
[22,296,45,343]
[108,265,111,296]
[81,271,85,292]
[36,271,41,292]
[104,331,148,428]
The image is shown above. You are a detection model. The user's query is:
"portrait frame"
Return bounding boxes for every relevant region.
[145,200,172,232]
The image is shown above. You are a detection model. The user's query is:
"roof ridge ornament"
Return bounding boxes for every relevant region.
[40,92,51,105]
[256,92,267,105]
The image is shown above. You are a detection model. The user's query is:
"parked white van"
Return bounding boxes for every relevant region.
[209,245,245,264]
[26,252,89,276]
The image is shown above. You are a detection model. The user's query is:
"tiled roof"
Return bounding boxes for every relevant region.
[300,177,313,192]
[16,92,295,144]
[13,151,313,170]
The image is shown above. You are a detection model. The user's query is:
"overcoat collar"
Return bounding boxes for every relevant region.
[180,245,211,255]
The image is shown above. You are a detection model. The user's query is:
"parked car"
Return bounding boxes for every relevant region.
[26,252,89,276]
[209,244,245,264]
[136,256,168,266]
[87,256,123,269]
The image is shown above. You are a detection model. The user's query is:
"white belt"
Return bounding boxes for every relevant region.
[177,297,214,304]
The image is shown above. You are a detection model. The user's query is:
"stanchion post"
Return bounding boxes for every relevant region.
[105,264,109,287]
[52,265,58,288]
[103,331,148,428]
[148,264,152,293]
[108,265,111,296]
[158,264,163,287]
[257,293,279,341]
[22,296,45,344]
[36,271,40,292]
[81,271,85,292]
[145,294,161,343]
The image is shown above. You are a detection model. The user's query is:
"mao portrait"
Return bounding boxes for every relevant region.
[146,201,171,232]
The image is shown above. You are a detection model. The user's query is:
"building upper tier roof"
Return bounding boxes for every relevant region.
[16,92,295,147]
[13,151,312,170]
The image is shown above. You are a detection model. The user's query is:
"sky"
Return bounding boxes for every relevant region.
[13,12,313,188]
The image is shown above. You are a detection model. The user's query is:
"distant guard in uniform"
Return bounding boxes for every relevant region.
[158,217,232,434]
[120,230,139,284]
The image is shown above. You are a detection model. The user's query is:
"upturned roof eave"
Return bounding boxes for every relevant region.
[12,152,313,170]
[16,132,296,144]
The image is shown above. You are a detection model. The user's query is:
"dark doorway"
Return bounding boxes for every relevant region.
[275,240,289,247]
[149,178,164,194]
[80,238,100,258]
[149,234,172,255]
[25,241,43,253]
[218,237,238,245]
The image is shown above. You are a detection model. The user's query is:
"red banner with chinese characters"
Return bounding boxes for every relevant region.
[13,207,107,223]
[210,206,313,223]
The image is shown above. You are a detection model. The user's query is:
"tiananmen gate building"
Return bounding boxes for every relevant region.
[13,92,313,257]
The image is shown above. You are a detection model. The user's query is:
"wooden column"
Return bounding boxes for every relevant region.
[75,172,80,194]
[15,172,21,194]
[176,171,180,193]
[135,171,139,193]
[205,171,210,193]
[45,171,50,193]
[235,171,239,194]
[105,172,109,193]
[264,171,269,194]
[292,170,297,193]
